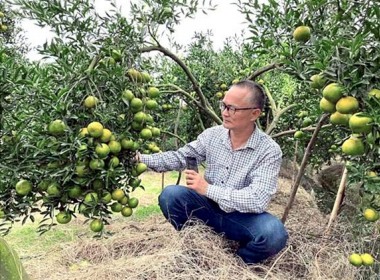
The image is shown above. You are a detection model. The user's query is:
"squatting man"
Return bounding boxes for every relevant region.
[135,80,288,263]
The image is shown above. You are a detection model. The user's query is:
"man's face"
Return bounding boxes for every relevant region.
[221,86,261,131]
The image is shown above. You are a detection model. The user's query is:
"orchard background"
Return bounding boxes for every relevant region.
[0,0,379,279]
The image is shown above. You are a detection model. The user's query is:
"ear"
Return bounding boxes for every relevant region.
[250,109,262,122]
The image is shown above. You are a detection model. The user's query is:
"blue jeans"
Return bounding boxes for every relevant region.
[158,185,289,264]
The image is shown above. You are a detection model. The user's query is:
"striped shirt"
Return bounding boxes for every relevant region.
[141,125,282,213]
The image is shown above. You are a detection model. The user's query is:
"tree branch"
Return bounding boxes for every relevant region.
[140,45,208,108]
[271,124,332,138]
[282,114,330,223]
[164,83,222,124]
[248,63,283,81]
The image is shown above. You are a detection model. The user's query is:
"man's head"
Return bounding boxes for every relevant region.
[221,80,265,131]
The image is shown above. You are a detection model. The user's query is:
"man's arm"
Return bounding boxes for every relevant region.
[205,147,282,213]
[140,129,209,172]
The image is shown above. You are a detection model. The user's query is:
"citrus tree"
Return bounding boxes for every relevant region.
[236,0,380,275]
[0,0,170,235]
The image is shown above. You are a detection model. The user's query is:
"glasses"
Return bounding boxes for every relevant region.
[219,101,259,115]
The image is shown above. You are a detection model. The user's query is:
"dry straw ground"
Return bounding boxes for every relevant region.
[16,175,369,280]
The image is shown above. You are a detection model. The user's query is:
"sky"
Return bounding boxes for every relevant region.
[21,0,248,61]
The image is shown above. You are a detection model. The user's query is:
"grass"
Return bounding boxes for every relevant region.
[3,171,186,254]
[4,222,81,257]
[133,204,162,220]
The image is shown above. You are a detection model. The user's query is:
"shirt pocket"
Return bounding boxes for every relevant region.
[205,163,227,185]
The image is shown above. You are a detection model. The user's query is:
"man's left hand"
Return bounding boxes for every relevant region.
[184,170,208,195]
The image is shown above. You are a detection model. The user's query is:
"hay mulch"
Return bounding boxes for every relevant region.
[23,178,363,280]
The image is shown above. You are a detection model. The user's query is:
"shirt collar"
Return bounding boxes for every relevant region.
[221,125,260,151]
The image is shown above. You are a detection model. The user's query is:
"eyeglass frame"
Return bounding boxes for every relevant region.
[219,101,260,115]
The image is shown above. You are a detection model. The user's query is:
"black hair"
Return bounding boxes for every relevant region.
[232,80,266,110]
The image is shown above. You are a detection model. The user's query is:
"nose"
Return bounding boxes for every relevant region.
[222,107,230,118]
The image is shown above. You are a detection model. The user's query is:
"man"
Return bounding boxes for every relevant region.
[136,80,288,263]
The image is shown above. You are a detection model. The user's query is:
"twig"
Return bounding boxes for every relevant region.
[325,167,348,234]
[282,114,329,223]
[271,124,332,138]
[140,45,207,108]
[247,63,283,81]
[263,246,290,279]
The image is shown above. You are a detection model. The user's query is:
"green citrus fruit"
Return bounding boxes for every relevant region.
[302,117,313,127]
[38,180,51,192]
[148,87,160,98]
[336,97,359,114]
[108,141,121,155]
[216,92,223,99]
[133,111,146,124]
[119,196,129,205]
[349,253,362,267]
[47,182,61,196]
[127,68,142,82]
[310,74,325,89]
[92,179,103,191]
[76,165,89,177]
[140,128,152,140]
[151,127,160,137]
[130,98,143,111]
[368,89,380,99]
[322,83,343,103]
[121,139,134,150]
[84,192,99,203]
[363,208,379,222]
[141,71,151,83]
[367,170,377,178]
[349,113,373,133]
[121,207,133,217]
[101,191,112,203]
[90,219,104,232]
[87,122,104,138]
[319,98,336,113]
[111,202,123,212]
[330,112,350,126]
[151,146,160,153]
[132,121,144,131]
[95,143,110,159]
[79,128,89,138]
[293,26,311,42]
[128,197,139,208]
[109,156,120,167]
[0,25,8,32]
[15,179,32,196]
[48,120,66,136]
[111,49,122,61]
[145,99,159,110]
[294,131,304,139]
[342,137,365,156]
[136,163,147,175]
[129,178,140,188]
[68,185,82,199]
[56,212,72,224]
[89,159,105,170]
[112,189,125,201]
[367,132,378,145]
[145,114,154,123]
[122,89,134,101]
[100,128,112,143]
[361,254,374,266]
[84,96,99,108]
[132,142,140,151]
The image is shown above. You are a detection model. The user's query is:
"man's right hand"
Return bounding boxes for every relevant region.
[133,151,141,163]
